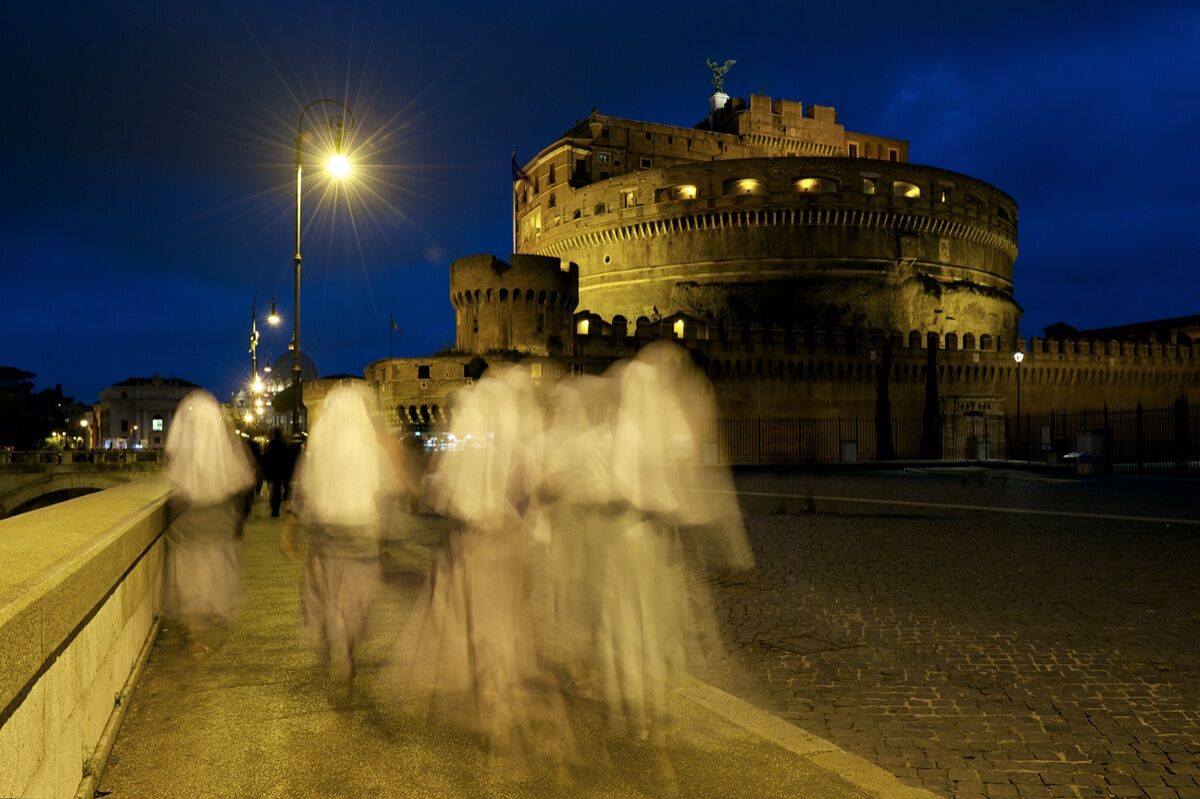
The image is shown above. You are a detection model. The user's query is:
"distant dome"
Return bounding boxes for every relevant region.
[263,350,318,388]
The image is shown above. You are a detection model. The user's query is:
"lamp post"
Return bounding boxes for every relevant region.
[250,289,280,395]
[291,98,356,436]
[1013,350,1025,457]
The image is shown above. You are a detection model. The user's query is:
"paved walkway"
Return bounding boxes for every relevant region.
[704,470,1200,799]
[98,498,920,798]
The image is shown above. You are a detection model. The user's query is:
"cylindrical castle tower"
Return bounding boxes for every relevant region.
[449,253,579,356]
[519,157,1018,340]
[512,98,1019,342]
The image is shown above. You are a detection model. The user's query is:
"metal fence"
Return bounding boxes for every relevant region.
[398,399,1198,472]
[1006,399,1199,474]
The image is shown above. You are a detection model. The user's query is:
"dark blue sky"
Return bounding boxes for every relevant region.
[2,1,1197,402]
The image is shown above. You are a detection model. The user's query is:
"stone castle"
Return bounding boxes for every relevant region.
[349,89,1197,462]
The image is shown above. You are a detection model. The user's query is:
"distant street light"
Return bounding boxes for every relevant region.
[250,289,280,395]
[1013,350,1025,457]
[290,98,356,435]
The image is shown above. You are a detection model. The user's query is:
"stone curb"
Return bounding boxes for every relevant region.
[680,679,938,799]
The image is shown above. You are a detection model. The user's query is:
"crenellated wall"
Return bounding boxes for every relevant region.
[449,254,579,356]
[569,316,1200,419]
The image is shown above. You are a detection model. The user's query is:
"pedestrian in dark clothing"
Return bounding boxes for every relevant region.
[263,428,291,517]
[246,438,264,496]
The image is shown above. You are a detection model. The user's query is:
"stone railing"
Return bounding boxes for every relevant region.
[0,477,169,798]
[0,450,163,468]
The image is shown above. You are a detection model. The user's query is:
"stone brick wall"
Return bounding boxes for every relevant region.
[0,478,168,798]
[449,254,578,357]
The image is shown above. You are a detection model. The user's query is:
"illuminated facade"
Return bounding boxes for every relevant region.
[364,93,1197,461]
[513,94,1018,342]
[97,375,198,449]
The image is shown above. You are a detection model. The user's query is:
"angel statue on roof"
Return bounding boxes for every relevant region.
[706,58,736,94]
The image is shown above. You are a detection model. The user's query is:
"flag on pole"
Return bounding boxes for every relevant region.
[511,151,530,183]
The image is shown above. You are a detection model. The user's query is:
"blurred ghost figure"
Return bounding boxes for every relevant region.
[393,363,571,769]
[536,373,620,696]
[598,341,754,773]
[163,390,256,656]
[284,384,397,704]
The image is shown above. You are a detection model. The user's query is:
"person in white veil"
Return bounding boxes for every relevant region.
[282,384,397,704]
[593,341,754,784]
[163,390,255,656]
[391,363,572,774]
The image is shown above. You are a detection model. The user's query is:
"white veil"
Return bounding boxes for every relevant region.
[294,384,396,527]
[165,390,255,505]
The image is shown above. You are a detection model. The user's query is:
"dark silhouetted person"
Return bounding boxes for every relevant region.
[263,428,290,517]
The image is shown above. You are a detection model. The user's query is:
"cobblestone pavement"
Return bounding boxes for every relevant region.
[704,469,1200,799]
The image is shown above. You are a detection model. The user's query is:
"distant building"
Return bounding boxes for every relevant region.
[97,375,199,449]
[229,350,317,437]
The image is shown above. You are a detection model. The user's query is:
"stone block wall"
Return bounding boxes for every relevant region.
[0,478,169,798]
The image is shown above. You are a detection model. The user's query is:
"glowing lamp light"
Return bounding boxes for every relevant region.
[327,153,352,179]
[251,377,265,394]
[267,301,281,326]
[80,419,89,428]
[1013,351,1025,364]
[244,412,255,423]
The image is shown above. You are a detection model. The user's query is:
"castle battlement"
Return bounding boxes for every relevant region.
[570,310,1198,363]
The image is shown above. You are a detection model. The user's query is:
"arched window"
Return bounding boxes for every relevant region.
[656,184,697,202]
[723,178,765,196]
[893,180,921,199]
[793,177,836,193]
[863,178,877,195]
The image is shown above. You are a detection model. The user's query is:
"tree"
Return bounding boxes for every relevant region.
[0,367,66,449]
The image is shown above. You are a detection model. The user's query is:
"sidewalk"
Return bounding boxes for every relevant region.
[96,500,931,799]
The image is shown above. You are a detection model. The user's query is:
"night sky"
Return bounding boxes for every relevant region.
[2,1,1197,403]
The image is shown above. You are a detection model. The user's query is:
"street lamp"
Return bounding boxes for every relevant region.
[1013,350,1025,457]
[250,289,280,395]
[79,418,89,450]
[291,98,357,435]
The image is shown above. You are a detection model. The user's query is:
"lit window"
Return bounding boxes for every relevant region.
[622,189,636,208]
[151,416,164,432]
[893,180,921,199]
[794,177,835,193]
[673,319,685,338]
[597,152,610,164]
[863,178,876,195]
[724,178,765,195]
[577,319,590,334]
[530,363,543,378]
[658,184,698,201]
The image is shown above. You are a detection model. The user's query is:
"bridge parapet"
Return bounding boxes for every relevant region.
[0,450,163,469]
[0,477,169,798]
